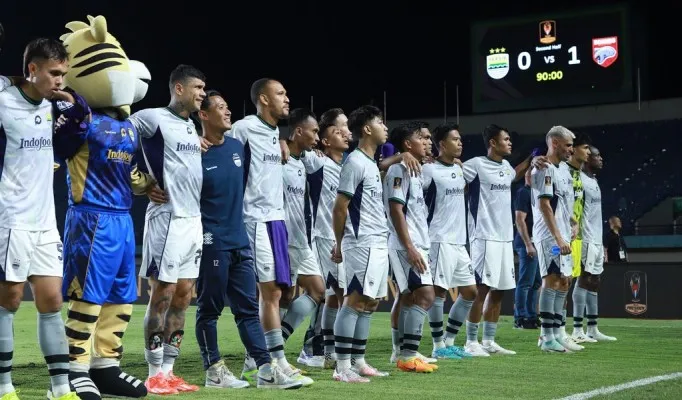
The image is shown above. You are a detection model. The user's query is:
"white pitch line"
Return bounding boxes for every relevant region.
[556,372,682,400]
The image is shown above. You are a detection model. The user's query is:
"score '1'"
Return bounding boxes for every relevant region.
[517,46,581,70]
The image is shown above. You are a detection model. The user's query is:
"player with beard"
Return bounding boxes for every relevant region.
[532,126,576,353]
[571,146,617,343]
[234,79,307,386]
[131,65,206,394]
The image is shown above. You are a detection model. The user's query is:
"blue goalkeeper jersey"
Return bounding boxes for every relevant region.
[54,111,143,211]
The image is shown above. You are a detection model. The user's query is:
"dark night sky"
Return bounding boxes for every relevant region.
[0,0,676,120]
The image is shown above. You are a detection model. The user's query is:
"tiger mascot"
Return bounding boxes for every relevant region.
[55,15,154,400]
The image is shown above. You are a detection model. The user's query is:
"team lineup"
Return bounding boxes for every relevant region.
[0,16,617,400]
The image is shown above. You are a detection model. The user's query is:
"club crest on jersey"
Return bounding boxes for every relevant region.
[232,153,242,167]
[592,36,618,68]
[393,177,402,189]
[120,128,127,137]
[34,115,42,125]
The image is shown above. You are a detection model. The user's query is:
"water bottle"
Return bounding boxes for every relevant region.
[551,245,561,256]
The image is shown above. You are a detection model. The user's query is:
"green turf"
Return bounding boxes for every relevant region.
[7,303,682,399]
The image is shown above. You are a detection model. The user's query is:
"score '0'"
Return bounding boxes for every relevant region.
[517,46,581,70]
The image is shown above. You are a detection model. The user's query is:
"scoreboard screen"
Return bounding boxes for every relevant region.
[471,6,633,113]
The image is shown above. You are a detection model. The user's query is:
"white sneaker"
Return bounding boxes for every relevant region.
[282,363,314,387]
[481,341,517,355]
[297,350,325,368]
[588,329,617,341]
[557,336,584,351]
[390,350,399,363]
[333,367,370,383]
[416,352,438,364]
[464,341,491,357]
[256,361,303,390]
[206,360,250,389]
[572,329,597,343]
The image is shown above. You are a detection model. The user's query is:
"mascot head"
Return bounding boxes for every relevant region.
[60,15,150,118]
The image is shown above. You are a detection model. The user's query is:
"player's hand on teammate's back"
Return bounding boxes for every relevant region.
[532,155,550,170]
[313,148,324,158]
[280,139,289,164]
[407,246,427,273]
[401,152,421,176]
[331,243,343,263]
[422,155,435,164]
[199,137,212,153]
[557,238,571,255]
[146,185,168,204]
[453,158,463,168]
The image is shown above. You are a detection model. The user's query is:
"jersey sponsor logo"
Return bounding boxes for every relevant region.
[176,142,202,154]
[19,137,52,150]
[107,149,133,164]
[262,153,281,164]
[369,188,382,199]
[445,187,465,196]
[286,185,305,197]
[233,153,242,167]
[393,177,402,189]
[490,183,511,192]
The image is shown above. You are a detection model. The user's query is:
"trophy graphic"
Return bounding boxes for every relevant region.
[539,20,556,44]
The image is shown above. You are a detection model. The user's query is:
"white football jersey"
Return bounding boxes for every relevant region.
[0,76,11,92]
[531,163,574,243]
[580,172,603,245]
[422,161,467,245]
[230,115,285,223]
[130,107,202,219]
[0,86,56,231]
[283,155,309,249]
[463,156,515,242]
[384,163,430,250]
[337,149,388,250]
[302,151,341,241]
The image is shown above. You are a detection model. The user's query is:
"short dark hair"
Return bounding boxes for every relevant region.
[23,38,68,76]
[318,108,344,139]
[250,78,276,107]
[169,64,205,90]
[389,124,418,153]
[433,123,460,145]
[574,132,592,147]
[482,124,507,148]
[288,108,317,131]
[414,120,430,130]
[200,89,222,111]
[347,105,382,141]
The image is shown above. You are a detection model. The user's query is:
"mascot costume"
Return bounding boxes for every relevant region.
[55,15,153,400]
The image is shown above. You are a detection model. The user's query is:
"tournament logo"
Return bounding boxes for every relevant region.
[592,36,619,68]
[624,270,647,315]
[128,128,135,141]
[232,153,242,167]
[539,20,557,44]
[486,48,510,80]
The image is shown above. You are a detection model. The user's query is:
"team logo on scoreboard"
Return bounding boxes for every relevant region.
[592,36,619,68]
[539,20,556,44]
[624,270,647,315]
[486,48,510,80]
